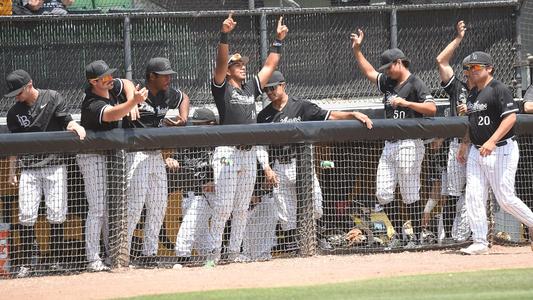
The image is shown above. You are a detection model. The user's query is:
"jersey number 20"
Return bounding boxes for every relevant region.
[478,116,491,126]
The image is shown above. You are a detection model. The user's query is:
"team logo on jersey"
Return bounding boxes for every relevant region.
[467,102,487,113]
[280,116,302,123]
[16,114,31,127]
[230,90,254,105]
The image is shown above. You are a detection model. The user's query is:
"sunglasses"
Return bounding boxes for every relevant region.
[462,64,487,71]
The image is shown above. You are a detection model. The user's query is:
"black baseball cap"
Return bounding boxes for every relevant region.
[192,108,217,124]
[85,60,116,80]
[265,71,285,88]
[5,69,32,97]
[462,54,472,66]
[466,51,493,66]
[146,57,177,75]
[378,48,410,72]
[228,53,249,66]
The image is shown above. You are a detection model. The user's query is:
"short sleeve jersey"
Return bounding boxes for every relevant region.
[211,75,262,125]
[377,73,434,119]
[441,75,468,117]
[80,78,126,131]
[7,89,73,168]
[7,89,73,133]
[123,88,183,128]
[257,96,330,161]
[466,79,518,146]
[173,148,213,194]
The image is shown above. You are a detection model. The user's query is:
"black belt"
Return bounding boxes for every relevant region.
[474,136,516,149]
[236,145,253,151]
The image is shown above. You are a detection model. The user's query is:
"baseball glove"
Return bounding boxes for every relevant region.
[345,228,366,246]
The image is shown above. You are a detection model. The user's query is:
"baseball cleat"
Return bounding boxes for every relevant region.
[460,243,489,255]
[87,260,110,272]
[16,266,31,278]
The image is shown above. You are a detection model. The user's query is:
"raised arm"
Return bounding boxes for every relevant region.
[351,29,379,84]
[102,79,147,122]
[436,21,466,84]
[257,16,289,89]
[328,111,373,129]
[213,12,237,85]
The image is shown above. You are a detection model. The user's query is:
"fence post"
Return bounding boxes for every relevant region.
[260,12,269,108]
[249,0,255,10]
[296,143,317,256]
[513,7,522,97]
[390,8,397,49]
[107,150,128,268]
[124,15,133,80]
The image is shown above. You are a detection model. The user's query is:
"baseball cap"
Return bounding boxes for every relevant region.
[192,108,217,124]
[466,51,493,66]
[85,60,117,80]
[146,57,177,75]
[378,48,410,72]
[265,71,285,88]
[228,53,249,66]
[5,69,32,97]
[462,54,472,66]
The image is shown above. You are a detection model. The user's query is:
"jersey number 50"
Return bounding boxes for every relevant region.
[393,110,406,119]
[478,116,491,126]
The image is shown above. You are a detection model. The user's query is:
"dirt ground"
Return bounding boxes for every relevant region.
[3,245,533,300]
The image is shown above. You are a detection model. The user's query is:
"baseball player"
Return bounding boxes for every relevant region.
[521,85,533,113]
[169,108,217,265]
[123,57,190,267]
[351,29,436,248]
[457,51,533,254]
[208,12,288,263]
[78,60,147,271]
[256,71,372,252]
[434,20,473,243]
[5,69,86,278]
[517,84,533,243]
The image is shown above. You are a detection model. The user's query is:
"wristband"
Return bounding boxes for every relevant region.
[219,32,228,44]
[269,40,283,54]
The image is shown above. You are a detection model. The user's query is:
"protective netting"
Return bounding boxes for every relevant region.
[0,2,520,117]
[1,119,532,278]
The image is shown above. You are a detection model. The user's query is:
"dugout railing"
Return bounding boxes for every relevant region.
[0,1,522,117]
[0,116,532,278]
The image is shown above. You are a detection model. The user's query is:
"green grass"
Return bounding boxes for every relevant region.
[126,268,533,300]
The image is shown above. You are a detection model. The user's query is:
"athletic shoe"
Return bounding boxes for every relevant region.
[420,229,437,245]
[460,243,489,255]
[87,260,111,272]
[404,239,418,249]
[16,266,31,278]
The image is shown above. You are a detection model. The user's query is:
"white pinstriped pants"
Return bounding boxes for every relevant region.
[465,139,533,246]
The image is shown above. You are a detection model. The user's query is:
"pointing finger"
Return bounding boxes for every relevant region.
[229,11,233,19]
[278,16,283,26]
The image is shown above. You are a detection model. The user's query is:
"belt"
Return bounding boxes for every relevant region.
[236,145,253,151]
[474,136,516,149]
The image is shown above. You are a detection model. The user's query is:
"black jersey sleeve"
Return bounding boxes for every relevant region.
[51,91,74,129]
[301,100,330,121]
[523,84,533,102]
[211,78,227,114]
[414,77,434,103]
[168,88,184,109]
[252,75,263,98]
[6,108,21,133]
[377,73,389,94]
[85,98,110,128]
[497,83,518,117]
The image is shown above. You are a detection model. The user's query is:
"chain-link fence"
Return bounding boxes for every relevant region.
[1,117,532,278]
[0,1,521,118]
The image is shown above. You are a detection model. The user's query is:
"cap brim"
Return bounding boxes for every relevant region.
[378,62,393,72]
[154,70,177,75]
[4,86,24,98]
[264,81,282,88]
[228,56,250,66]
[100,68,117,78]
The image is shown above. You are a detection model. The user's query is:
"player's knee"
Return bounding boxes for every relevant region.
[18,214,37,227]
[376,190,393,205]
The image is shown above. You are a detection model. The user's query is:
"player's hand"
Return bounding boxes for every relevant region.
[8,173,17,187]
[276,16,289,41]
[163,115,185,127]
[479,140,496,157]
[457,142,469,164]
[456,20,466,39]
[165,158,180,170]
[73,125,86,140]
[264,166,279,188]
[350,29,364,49]
[128,105,140,121]
[391,96,408,109]
[430,138,444,150]
[221,11,237,33]
[133,84,148,104]
[250,195,261,206]
[457,104,467,116]
[353,112,373,129]
[203,181,215,193]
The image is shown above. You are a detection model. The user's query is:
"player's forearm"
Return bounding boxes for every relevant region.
[179,93,190,124]
[328,111,358,120]
[8,156,17,174]
[102,101,138,122]
[487,113,516,144]
[436,37,462,83]
[352,46,378,84]
[404,101,437,116]
[525,101,533,114]
[214,42,229,85]
[258,52,281,88]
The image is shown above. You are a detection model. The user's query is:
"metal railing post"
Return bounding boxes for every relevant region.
[390,8,398,49]
[124,15,133,80]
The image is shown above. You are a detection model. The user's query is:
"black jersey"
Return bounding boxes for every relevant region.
[7,89,73,168]
[123,88,183,128]
[173,148,213,194]
[520,84,533,114]
[257,96,330,162]
[442,75,468,117]
[211,76,262,125]
[466,79,518,146]
[377,73,434,119]
[80,78,127,131]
